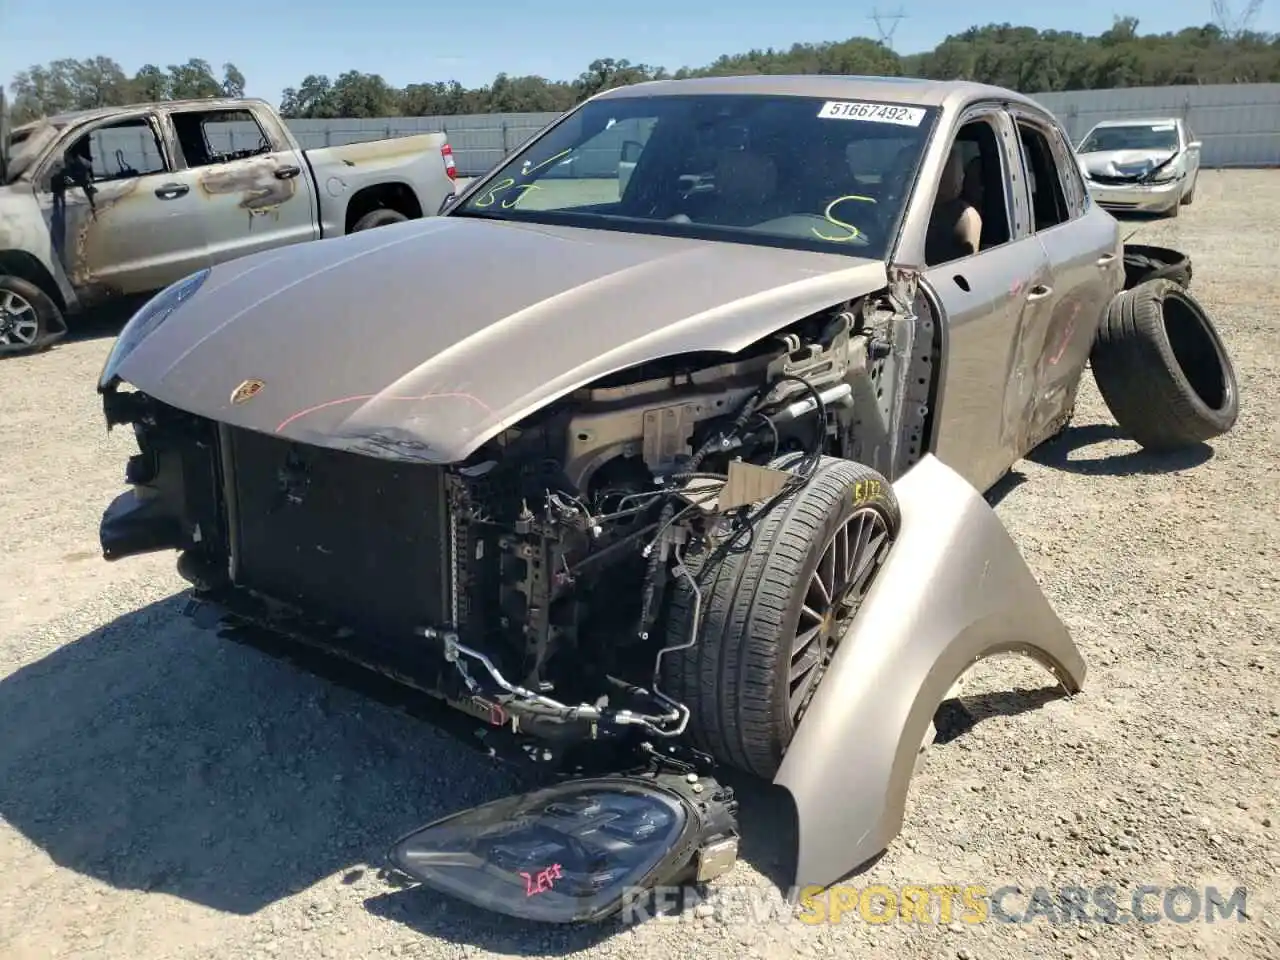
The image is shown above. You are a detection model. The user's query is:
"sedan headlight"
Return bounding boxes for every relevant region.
[97,267,211,391]
[387,774,740,923]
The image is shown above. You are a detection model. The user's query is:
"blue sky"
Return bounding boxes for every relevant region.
[5,0,1277,106]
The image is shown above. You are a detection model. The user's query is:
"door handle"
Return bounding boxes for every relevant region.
[1096,253,1116,266]
[154,183,189,200]
[1026,284,1053,301]
[274,165,301,180]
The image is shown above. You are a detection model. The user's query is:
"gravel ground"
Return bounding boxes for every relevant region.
[2,169,1277,960]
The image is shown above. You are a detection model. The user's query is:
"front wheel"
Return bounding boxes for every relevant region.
[662,454,900,779]
[0,275,64,356]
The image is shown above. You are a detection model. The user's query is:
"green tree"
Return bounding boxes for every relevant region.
[9,56,133,122]
[222,63,247,98]
[166,58,222,100]
[11,22,1280,123]
[132,64,170,102]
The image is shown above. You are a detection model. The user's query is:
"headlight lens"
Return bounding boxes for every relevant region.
[387,778,698,923]
[97,267,211,390]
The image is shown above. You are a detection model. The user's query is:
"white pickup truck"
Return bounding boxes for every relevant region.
[0,95,457,354]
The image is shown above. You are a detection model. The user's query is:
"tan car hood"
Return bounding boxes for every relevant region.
[114,215,888,463]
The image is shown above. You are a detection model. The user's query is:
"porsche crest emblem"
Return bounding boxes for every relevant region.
[230,379,265,404]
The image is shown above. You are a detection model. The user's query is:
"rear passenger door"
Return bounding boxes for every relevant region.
[158,104,318,267]
[1006,107,1121,453]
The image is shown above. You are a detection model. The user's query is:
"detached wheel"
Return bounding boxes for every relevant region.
[1091,279,1238,450]
[662,454,900,779]
[0,275,63,355]
[351,208,409,232]
[1123,244,1191,289]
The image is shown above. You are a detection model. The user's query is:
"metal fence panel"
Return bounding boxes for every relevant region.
[1031,83,1280,167]
[69,83,1280,179]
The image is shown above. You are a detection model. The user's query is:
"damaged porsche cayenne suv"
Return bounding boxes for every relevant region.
[95,76,1149,921]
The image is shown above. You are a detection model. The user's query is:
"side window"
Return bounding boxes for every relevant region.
[924,117,1013,268]
[57,117,167,188]
[1016,120,1070,231]
[1049,124,1089,217]
[169,108,273,169]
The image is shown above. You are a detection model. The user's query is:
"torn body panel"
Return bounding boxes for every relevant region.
[773,453,1085,890]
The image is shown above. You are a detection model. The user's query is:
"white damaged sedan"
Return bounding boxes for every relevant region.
[1075,117,1201,217]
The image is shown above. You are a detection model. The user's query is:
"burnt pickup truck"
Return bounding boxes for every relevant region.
[0,96,458,354]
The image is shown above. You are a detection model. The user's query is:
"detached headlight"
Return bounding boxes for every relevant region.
[97,267,211,391]
[387,774,740,923]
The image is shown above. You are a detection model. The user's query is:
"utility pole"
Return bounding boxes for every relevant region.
[1211,0,1263,39]
[869,7,908,50]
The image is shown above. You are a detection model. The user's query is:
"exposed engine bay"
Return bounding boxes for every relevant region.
[99,271,937,771]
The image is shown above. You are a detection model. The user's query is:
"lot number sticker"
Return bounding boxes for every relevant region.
[818,101,925,126]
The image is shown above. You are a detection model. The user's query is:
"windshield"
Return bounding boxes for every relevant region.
[1079,123,1179,153]
[453,93,937,260]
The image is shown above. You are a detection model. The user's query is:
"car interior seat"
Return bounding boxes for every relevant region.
[925,144,982,265]
[706,149,781,226]
[961,155,991,248]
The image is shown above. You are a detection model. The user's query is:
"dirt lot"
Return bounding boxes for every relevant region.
[2,169,1278,960]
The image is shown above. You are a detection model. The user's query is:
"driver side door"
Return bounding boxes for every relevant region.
[35,111,213,302]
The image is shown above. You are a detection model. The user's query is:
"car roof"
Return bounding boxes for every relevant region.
[24,97,275,129]
[1088,117,1182,128]
[591,74,1047,114]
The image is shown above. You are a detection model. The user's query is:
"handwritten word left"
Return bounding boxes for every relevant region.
[521,863,564,897]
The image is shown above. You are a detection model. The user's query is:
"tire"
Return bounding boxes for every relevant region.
[662,454,901,779]
[1180,176,1197,206]
[351,208,409,232]
[1090,279,1238,450]
[1123,244,1192,290]
[0,274,64,356]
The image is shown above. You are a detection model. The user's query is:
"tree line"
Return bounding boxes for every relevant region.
[7,18,1280,125]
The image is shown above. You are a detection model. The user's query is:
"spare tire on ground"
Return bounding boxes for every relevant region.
[1123,244,1192,290]
[1090,278,1238,450]
[661,453,900,779]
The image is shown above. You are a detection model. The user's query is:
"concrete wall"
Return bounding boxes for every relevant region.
[280,83,1280,175]
[76,82,1280,181]
[1030,83,1280,168]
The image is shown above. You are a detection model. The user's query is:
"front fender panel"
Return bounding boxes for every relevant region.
[773,453,1086,889]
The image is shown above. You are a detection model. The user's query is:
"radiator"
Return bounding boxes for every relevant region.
[221,426,452,640]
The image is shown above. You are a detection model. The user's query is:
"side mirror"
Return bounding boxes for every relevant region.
[437,191,459,215]
[620,139,643,164]
[1188,140,1202,150]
